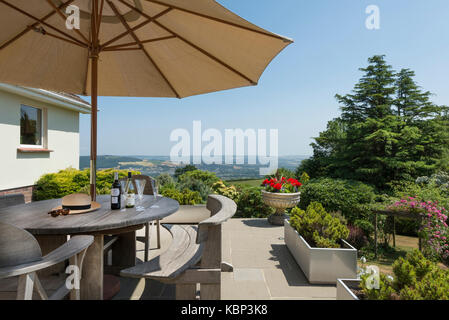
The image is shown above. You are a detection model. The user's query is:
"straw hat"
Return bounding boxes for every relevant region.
[52,193,101,215]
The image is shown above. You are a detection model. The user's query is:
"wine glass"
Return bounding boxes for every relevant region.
[151,179,159,200]
[120,180,128,209]
[135,179,146,211]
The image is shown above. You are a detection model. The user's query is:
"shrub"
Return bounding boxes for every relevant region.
[33,168,139,201]
[212,180,240,201]
[299,172,310,185]
[389,197,449,264]
[174,165,197,179]
[159,187,202,205]
[234,186,273,218]
[177,169,220,187]
[156,173,176,189]
[347,225,369,249]
[390,180,449,210]
[178,176,211,202]
[361,250,449,300]
[289,202,349,248]
[299,178,376,224]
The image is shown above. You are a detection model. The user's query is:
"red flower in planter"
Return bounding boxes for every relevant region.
[263,175,303,193]
[273,183,282,190]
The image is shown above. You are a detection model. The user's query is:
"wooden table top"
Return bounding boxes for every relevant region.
[0,195,179,235]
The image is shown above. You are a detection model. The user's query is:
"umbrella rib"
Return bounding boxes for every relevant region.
[0,0,88,48]
[39,29,89,49]
[103,35,176,51]
[97,0,105,38]
[143,0,293,43]
[107,1,181,98]
[45,0,90,44]
[99,8,172,50]
[119,0,257,85]
[0,0,76,51]
[103,47,141,51]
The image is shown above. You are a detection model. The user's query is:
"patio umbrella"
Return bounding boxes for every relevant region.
[0,0,292,200]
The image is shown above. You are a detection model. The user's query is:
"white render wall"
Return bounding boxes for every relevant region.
[0,90,80,190]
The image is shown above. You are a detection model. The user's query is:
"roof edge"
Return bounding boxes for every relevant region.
[0,83,92,114]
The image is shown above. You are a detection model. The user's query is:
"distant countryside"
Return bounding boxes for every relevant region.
[79,155,308,183]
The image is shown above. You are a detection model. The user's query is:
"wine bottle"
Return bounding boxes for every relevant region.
[125,172,136,208]
[111,172,121,210]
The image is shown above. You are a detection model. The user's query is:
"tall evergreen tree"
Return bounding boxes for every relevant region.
[298,56,449,189]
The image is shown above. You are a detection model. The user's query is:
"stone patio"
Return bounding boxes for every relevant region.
[115,218,336,300]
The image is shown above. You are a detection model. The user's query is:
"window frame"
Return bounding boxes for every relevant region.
[19,104,47,149]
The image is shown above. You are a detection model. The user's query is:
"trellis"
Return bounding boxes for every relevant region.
[372,210,423,259]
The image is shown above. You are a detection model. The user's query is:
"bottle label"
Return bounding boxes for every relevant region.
[111,188,120,197]
[126,194,135,208]
[112,197,118,204]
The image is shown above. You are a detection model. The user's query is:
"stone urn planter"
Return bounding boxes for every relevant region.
[336,279,361,300]
[262,190,301,225]
[284,219,357,284]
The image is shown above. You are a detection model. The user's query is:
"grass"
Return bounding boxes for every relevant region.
[362,235,418,275]
[227,179,263,188]
[359,235,447,275]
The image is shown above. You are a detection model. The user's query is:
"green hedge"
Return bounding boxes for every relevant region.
[299,178,376,224]
[160,187,202,205]
[33,168,140,201]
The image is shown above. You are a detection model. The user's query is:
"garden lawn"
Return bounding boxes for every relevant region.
[360,235,447,275]
[227,179,263,188]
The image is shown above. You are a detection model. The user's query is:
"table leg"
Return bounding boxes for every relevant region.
[35,235,67,277]
[111,231,136,270]
[80,235,104,300]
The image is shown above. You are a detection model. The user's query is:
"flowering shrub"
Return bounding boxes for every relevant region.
[212,180,240,201]
[262,177,302,193]
[389,197,449,264]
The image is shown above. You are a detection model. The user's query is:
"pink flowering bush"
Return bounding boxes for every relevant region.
[389,197,449,264]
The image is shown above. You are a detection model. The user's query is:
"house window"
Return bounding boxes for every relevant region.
[20,105,42,146]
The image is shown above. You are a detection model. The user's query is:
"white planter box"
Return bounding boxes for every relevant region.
[336,279,361,300]
[284,219,357,284]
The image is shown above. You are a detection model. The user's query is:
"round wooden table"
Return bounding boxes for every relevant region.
[0,195,179,300]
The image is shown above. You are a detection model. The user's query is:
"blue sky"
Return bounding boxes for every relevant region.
[79,0,449,156]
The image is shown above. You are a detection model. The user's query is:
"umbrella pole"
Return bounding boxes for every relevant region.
[90,0,99,201]
[90,54,98,201]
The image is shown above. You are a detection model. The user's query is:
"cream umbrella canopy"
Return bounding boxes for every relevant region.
[0,0,292,200]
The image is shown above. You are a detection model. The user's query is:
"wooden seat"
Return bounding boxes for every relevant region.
[120,194,237,300]
[0,194,25,209]
[120,224,203,280]
[0,222,94,300]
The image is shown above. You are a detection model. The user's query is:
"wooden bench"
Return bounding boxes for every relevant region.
[120,195,237,300]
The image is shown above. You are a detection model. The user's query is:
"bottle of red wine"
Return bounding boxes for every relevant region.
[111,172,121,210]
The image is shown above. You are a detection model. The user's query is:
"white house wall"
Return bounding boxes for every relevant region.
[0,90,80,190]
